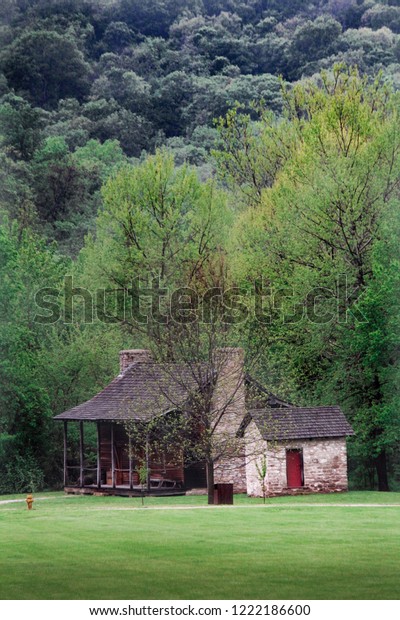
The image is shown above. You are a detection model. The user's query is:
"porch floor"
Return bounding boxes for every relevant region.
[64,485,186,497]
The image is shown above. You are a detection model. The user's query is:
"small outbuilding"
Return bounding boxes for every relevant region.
[244,406,353,496]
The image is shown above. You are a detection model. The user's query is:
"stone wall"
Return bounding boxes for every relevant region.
[245,422,349,496]
[245,420,268,497]
[214,453,247,493]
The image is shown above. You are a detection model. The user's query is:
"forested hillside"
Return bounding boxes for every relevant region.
[0,0,399,493]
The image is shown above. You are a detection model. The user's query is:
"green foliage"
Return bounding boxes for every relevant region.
[135,463,149,487]
[91,69,151,116]
[214,104,294,207]
[86,149,228,293]
[30,136,127,252]
[0,450,44,494]
[72,139,125,179]
[31,136,94,245]
[216,65,400,489]
[0,0,399,245]
[255,453,267,503]
[362,4,400,33]
[0,223,66,490]
[118,0,199,37]
[287,16,343,78]
[0,30,91,109]
[102,21,134,52]
[1,0,400,494]
[0,93,43,160]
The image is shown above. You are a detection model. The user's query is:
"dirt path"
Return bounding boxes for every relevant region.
[0,497,54,505]
[96,503,400,509]
[1,497,399,509]
[80,502,400,511]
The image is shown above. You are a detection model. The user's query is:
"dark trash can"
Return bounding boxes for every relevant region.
[214,483,233,505]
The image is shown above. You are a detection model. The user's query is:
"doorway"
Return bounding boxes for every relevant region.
[286,449,304,488]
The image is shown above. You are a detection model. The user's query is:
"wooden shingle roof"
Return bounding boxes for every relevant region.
[249,406,354,440]
[53,361,210,422]
[54,362,288,423]
[54,360,353,441]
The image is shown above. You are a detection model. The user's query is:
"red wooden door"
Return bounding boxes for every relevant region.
[286,450,303,488]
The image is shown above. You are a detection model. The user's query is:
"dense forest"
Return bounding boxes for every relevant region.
[0,0,399,493]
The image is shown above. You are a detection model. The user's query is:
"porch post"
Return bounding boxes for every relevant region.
[129,432,133,491]
[97,422,101,489]
[146,433,150,493]
[111,422,115,488]
[79,421,84,488]
[63,421,67,488]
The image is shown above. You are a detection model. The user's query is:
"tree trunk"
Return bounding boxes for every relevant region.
[375,450,389,491]
[206,460,215,505]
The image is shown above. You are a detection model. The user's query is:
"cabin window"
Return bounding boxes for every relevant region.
[286,449,304,488]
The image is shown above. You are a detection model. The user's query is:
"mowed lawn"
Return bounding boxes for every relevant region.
[1,492,400,600]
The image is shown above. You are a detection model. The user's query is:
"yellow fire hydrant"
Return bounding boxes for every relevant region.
[26,494,34,510]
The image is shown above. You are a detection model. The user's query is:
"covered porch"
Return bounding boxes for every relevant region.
[62,420,189,496]
[54,350,209,496]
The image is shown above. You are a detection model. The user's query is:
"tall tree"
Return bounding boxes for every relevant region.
[0,223,65,491]
[0,94,43,160]
[1,30,91,109]
[216,65,400,489]
[81,149,229,339]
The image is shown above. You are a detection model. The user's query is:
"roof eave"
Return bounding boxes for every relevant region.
[261,431,354,441]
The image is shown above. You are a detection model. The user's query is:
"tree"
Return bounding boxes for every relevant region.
[44,98,92,151]
[32,136,82,223]
[256,453,267,503]
[185,74,283,135]
[118,0,199,37]
[81,149,229,338]
[362,5,400,34]
[102,21,135,52]
[86,104,154,157]
[287,16,342,78]
[31,136,126,252]
[91,69,151,115]
[0,151,37,234]
[136,463,149,505]
[337,27,398,73]
[152,71,194,136]
[1,30,91,108]
[0,94,43,160]
[216,65,400,489]
[214,104,295,208]
[324,208,400,491]
[0,223,66,491]
[135,329,255,505]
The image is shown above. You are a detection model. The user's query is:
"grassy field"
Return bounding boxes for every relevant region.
[1,491,400,600]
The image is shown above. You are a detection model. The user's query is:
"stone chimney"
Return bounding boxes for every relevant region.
[212,347,246,426]
[212,347,247,492]
[119,349,152,373]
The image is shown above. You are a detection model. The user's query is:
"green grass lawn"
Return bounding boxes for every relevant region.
[1,491,400,600]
